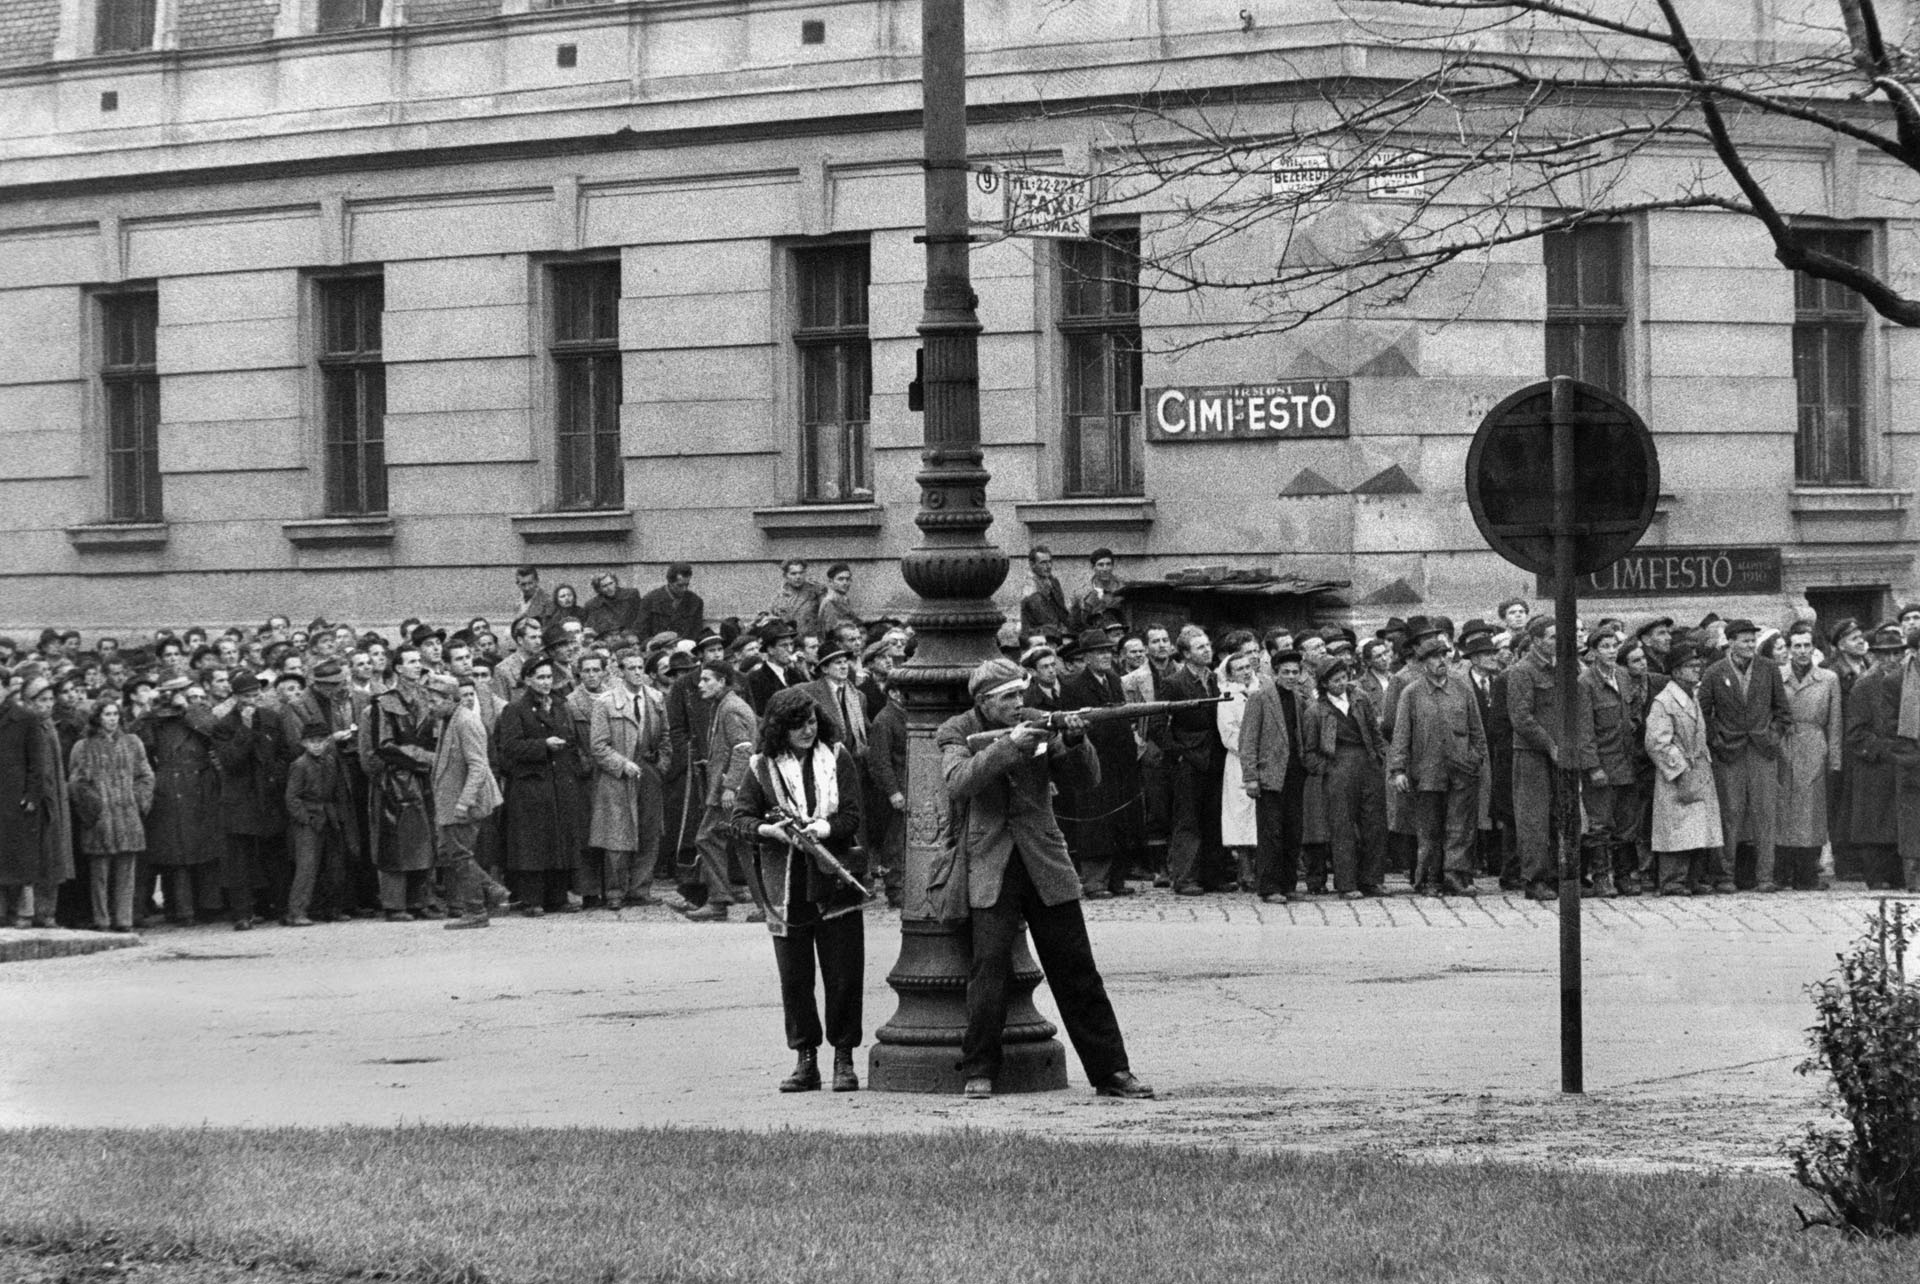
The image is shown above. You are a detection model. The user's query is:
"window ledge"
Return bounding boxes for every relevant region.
[753,503,886,537]
[1790,488,1912,517]
[282,517,395,548]
[510,510,636,544]
[1015,497,1157,533]
[66,522,169,552]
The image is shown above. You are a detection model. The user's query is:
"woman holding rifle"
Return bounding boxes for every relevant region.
[732,686,868,1094]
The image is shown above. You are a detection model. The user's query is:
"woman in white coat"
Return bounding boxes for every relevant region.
[1217,650,1260,890]
[1643,641,1724,895]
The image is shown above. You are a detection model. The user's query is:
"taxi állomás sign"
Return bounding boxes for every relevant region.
[1146,381,1350,442]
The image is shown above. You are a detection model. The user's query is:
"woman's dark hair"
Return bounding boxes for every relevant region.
[554,583,579,608]
[757,687,837,757]
[86,700,121,733]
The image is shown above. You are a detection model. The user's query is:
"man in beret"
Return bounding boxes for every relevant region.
[1696,618,1792,890]
[1390,634,1487,896]
[1504,615,1596,901]
[1633,616,1675,676]
[934,657,1154,1101]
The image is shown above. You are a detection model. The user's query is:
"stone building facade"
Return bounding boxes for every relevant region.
[0,0,1915,639]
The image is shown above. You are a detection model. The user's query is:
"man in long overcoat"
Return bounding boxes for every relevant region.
[1697,618,1792,891]
[495,655,589,913]
[1152,628,1228,895]
[1238,649,1309,903]
[1776,622,1844,890]
[211,671,293,929]
[1504,617,1595,900]
[1060,629,1143,898]
[134,679,223,923]
[1390,635,1487,896]
[370,646,440,918]
[1842,624,1920,890]
[0,679,73,926]
[587,650,670,908]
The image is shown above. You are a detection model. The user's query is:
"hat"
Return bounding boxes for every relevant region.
[1413,635,1451,661]
[1901,603,1920,622]
[1869,623,1907,653]
[667,651,698,674]
[757,620,798,645]
[1827,618,1864,650]
[1073,628,1116,656]
[422,672,460,699]
[1272,648,1303,668]
[273,670,307,689]
[1458,632,1497,659]
[1019,645,1057,669]
[1378,617,1408,640]
[298,718,332,741]
[645,631,681,652]
[1405,617,1445,647]
[697,634,726,652]
[410,624,446,647]
[541,622,575,648]
[157,676,191,694]
[861,638,894,663]
[1633,616,1674,641]
[1310,654,1352,687]
[1666,641,1707,671]
[1456,619,1495,642]
[1722,618,1759,639]
[1524,615,1555,641]
[1697,612,1723,630]
[970,657,1031,701]
[230,671,262,696]
[818,646,854,669]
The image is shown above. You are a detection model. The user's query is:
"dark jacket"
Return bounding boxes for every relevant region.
[1578,663,1645,785]
[285,747,359,852]
[730,742,866,932]
[746,661,803,719]
[638,585,706,643]
[1238,674,1308,790]
[1843,663,1920,853]
[494,691,588,872]
[1152,663,1223,772]
[934,706,1097,914]
[135,707,223,868]
[1697,654,1792,763]
[212,705,292,837]
[1505,654,1597,768]
[583,585,645,638]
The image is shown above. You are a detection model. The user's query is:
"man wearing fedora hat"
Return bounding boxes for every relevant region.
[1841,623,1919,890]
[1697,618,1792,891]
[211,670,296,930]
[1061,627,1144,898]
[747,620,804,718]
[1389,632,1486,896]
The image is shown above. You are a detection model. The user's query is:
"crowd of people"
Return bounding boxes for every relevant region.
[1,546,1911,1092]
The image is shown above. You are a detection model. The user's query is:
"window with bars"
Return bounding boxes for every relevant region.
[1793,229,1870,485]
[793,245,872,503]
[317,0,384,32]
[318,276,388,516]
[100,293,162,523]
[1059,227,1143,497]
[95,0,156,53]
[549,261,624,511]
[1544,224,1628,398]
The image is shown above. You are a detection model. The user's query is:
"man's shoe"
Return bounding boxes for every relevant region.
[1441,877,1478,897]
[1095,1071,1156,1100]
[520,906,546,918]
[483,883,513,911]
[282,916,315,928]
[779,1049,820,1093]
[602,896,622,912]
[1258,892,1288,904]
[1112,885,1138,896]
[1756,882,1784,893]
[1173,883,1205,897]
[444,914,490,930]
[962,1077,994,1099]
[1152,876,1172,889]
[554,901,583,914]
[1340,890,1365,901]
[743,907,767,924]
[681,903,731,922]
[1712,882,1737,895]
[418,905,448,920]
[1085,888,1114,900]
[232,917,254,932]
[1524,885,1556,902]
[660,892,694,913]
[831,1048,859,1092]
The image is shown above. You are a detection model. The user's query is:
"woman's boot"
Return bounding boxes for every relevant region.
[779,1048,820,1093]
[832,1048,859,1092]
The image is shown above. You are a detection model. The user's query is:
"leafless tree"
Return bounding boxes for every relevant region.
[1029,1,1920,344]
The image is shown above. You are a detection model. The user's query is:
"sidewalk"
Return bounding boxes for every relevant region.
[2,886,1906,1171]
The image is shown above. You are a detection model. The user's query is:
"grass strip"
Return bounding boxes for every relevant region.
[0,1125,1915,1283]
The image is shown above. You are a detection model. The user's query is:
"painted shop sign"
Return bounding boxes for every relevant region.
[1146,381,1350,442]
[1533,546,1783,598]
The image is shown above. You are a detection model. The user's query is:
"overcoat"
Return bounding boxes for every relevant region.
[1697,655,1791,765]
[370,684,436,873]
[1825,656,1871,850]
[495,690,588,872]
[429,704,501,825]
[1777,663,1843,848]
[0,702,75,885]
[702,690,758,808]
[1216,679,1258,847]
[211,707,292,838]
[1842,663,1920,856]
[67,731,154,857]
[587,682,668,852]
[1387,672,1487,792]
[1644,680,1723,853]
[1060,665,1143,863]
[134,707,223,868]
[931,707,1097,917]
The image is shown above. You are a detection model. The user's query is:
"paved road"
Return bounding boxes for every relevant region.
[3,886,1908,1170]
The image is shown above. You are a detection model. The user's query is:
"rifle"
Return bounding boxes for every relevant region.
[766,806,875,904]
[963,696,1232,754]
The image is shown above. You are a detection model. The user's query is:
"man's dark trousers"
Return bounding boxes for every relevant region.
[1253,771,1304,896]
[959,855,1129,1084]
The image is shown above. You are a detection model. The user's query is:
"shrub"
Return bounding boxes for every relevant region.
[1791,901,1920,1236]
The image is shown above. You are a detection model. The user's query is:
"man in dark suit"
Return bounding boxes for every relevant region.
[936,657,1154,1101]
[637,563,706,643]
[746,620,804,717]
[1060,629,1143,898]
[1698,617,1793,891]
[1152,626,1226,895]
[1459,632,1516,886]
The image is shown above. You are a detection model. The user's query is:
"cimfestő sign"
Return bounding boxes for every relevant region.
[1147,381,1350,442]
[1532,546,1781,599]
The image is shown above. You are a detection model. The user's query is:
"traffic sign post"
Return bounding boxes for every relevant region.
[1466,375,1660,1095]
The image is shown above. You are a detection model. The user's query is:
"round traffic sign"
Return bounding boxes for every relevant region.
[1465,378,1659,578]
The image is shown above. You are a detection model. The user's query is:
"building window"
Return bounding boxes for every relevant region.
[793,245,872,503]
[317,0,383,32]
[1794,229,1870,485]
[95,0,156,53]
[318,276,388,516]
[549,261,624,511]
[100,292,161,523]
[1059,227,1143,497]
[1544,223,1628,398]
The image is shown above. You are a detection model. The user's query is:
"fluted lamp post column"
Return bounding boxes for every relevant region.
[866,0,1067,1094]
